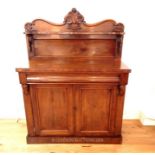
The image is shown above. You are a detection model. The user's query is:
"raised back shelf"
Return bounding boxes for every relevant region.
[25,8,124,69]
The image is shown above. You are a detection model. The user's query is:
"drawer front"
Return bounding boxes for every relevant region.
[26,74,120,83]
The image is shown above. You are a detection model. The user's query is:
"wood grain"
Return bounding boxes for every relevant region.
[0,120,155,152]
[31,84,74,136]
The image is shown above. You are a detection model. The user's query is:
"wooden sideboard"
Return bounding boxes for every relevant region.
[16,8,131,144]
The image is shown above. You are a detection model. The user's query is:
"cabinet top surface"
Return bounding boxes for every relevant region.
[16,62,131,73]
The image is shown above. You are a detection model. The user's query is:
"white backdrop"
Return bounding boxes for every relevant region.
[0,0,155,119]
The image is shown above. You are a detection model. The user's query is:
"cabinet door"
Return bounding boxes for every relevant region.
[30,84,73,136]
[75,84,117,136]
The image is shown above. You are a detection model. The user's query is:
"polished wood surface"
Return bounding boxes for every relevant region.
[75,84,117,136]
[0,120,155,153]
[31,84,73,136]
[34,39,116,57]
[16,8,131,143]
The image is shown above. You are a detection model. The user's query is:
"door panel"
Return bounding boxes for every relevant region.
[31,84,73,136]
[75,84,117,136]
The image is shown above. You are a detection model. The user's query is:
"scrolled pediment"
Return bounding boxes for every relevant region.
[25,8,124,34]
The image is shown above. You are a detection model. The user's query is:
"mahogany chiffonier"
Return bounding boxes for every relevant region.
[16,8,131,144]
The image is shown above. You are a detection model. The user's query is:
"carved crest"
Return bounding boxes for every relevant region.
[24,8,124,34]
[64,8,85,30]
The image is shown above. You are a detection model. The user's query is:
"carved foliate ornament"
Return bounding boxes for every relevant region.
[113,23,124,32]
[25,23,37,33]
[64,8,85,30]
